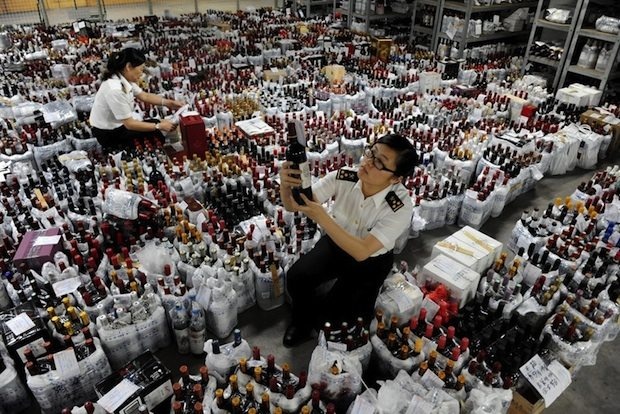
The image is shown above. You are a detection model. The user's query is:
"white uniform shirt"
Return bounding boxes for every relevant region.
[89,74,143,130]
[312,167,413,257]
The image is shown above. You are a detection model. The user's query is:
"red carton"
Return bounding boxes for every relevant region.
[179,113,208,159]
[13,228,63,271]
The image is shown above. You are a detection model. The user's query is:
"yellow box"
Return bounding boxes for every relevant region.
[372,37,393,61]
[322,64,346,84]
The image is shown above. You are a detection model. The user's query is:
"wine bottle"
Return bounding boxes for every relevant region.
[285,120,313,205]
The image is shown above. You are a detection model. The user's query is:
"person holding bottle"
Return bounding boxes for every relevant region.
[89,47,184,150]
[279,133,418,347]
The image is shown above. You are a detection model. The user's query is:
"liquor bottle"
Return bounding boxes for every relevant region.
[172,301,190,354]
[285,120,313,205]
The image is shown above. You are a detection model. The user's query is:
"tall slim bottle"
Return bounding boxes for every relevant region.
[285,120,313,205]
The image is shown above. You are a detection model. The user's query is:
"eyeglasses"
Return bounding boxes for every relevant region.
[363,145,397,174]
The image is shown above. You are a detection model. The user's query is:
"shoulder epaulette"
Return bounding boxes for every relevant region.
[385,191,404,212]
[336,168,359,183]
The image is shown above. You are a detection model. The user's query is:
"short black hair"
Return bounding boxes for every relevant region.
[375,133,418,177]
[102,47,146,80]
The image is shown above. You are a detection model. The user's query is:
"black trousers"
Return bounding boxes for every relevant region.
[92,120,162,152]
[286,235,393,329]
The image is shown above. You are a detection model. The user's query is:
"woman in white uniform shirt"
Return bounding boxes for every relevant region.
[89,48,183,150]
[279,133,418,347]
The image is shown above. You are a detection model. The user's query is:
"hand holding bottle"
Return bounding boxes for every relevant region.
[279,161,302,189]
[157,119,177,132]
[289,193,325,223]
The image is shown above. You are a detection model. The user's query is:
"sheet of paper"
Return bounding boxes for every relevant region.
[98,379,141,413]
[6,313,36,336]
[33,235,61,246]
[52,277,82,297]
[520,355,572,407]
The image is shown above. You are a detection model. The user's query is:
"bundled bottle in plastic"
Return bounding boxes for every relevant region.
[172,301,190,354]
[0,355,31,413]
[189,303,206,355]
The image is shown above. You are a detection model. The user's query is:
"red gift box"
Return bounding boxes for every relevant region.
[179,113,208,159]
[13,228,63,271]
[521,104,537,118]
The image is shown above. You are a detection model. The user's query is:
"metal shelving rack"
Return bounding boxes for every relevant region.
[294,0,334,17]
[332,0,412,34]
[409,0,442,48]
[429,0,539,58]
[557,0,620,94]
[522,0,584,90]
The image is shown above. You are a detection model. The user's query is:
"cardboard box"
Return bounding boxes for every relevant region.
[432,234,490,274]
[179,113,208,160]
[322,64,346,84]
[96,351,173,414]
[456,226,502,266]
[420,254,481,308]
[263,68,287,82]
[372,37,392,61]
[13,228,63,271]
[556,84,600,107]
[580,109,620,157]
[1,302,50,364]
[508,391,545,414]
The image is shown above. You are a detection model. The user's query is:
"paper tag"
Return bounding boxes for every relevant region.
[143,379,173,409]
[516,234,532,252]
[385,289,415,312]
[531,166,544,181]
[420,297,440,321]
[421,369,445,389]
[520,355,571,407]
[523,262,542,286]
[53,348,80,378]
[405,395,433,414]
[52,277,82,297]
[6,313,36,336]
[98,379,141,413]
[188,58,196,69]
[350,395,375,414]
[247,359,265,368]
[33,235,61,246]
[179,177,194,194]
[177,200,188,212]
[196,212,208,232]
[327,341,348,352]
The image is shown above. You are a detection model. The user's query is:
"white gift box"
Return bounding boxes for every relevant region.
[432,234,490,274]
[420,254,481,308]
[556,84,600,107]
[453,226,502,269]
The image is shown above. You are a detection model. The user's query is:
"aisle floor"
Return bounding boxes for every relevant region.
[153,160,620,414]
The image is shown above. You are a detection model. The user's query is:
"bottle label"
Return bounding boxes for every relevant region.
[298,161,312,190]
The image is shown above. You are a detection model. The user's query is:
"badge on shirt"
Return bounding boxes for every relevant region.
[385,191,404,212]
[336,168,358,182]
